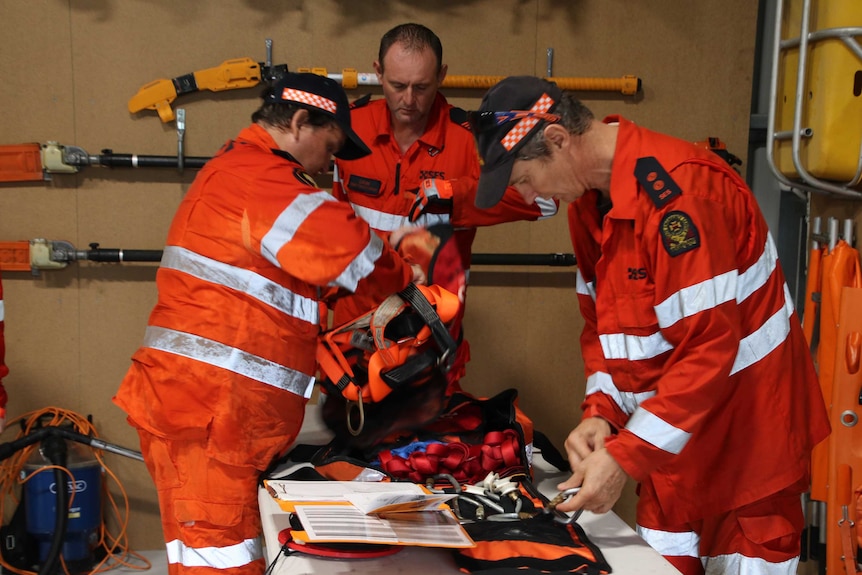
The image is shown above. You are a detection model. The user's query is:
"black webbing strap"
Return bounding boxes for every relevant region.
[397,283,458,372]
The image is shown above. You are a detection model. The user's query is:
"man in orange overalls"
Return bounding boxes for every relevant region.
[332,23,558,393]
[470,75,830,575]
[114,72,423,575]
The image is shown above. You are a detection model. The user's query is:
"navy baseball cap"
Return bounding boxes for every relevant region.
[266,72,371,161]
[472,76,562,208]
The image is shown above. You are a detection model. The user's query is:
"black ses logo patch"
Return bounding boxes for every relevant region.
[660,211,700,257]
[347,175,382,196]
[293,168,317,188]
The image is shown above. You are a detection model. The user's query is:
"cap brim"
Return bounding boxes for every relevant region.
[334,128,371,161]
[475,157,514,209]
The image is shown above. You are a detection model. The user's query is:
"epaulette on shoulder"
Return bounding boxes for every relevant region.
[350,94,372,109]
[449,107,472,131]
[634,156,683,208]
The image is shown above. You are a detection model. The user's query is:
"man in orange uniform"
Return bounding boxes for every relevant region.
[470,76,830,575]
[113,72,422,575]
[332,23,558,391]
[0,275,9,432]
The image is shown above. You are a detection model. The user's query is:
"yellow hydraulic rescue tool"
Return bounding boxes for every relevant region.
[128,59,642,124]
[128,57,277,123]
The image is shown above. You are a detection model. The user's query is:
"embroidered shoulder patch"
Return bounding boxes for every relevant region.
[660,211,700,257]
[293,168,317,188]
[635,156,682,208]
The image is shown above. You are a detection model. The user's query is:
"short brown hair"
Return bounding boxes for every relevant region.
[378,23,443,74]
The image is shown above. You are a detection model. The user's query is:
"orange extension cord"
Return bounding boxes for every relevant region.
[0,407,151,575]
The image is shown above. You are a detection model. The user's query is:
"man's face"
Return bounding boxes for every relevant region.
[508,149,584,205]
[292,123,346,176]
[375,43,445,130]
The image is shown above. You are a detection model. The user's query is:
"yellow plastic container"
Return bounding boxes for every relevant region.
[774,0,862,185]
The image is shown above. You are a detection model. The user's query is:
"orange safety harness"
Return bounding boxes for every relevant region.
[317,283,460,435]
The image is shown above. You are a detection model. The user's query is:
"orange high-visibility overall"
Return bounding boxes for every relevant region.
[569,116,830,574]
[114,124,413,575]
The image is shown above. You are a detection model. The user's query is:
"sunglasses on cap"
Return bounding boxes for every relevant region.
[467,110,561,134]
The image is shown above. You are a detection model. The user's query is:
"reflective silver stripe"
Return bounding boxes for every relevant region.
[585,371,655,415]
[706,553,798,575]
[600,283,792,365]
[351,203,450,231]
[0,300,4,322]
[653,236,778,330]
[352,204,406,231]
[261,192,332,268]
[730,283,794,376]
[604,236,781,358]
[600,331,673,361]
[328,233,385,292]
[161,246,319,325]
[738,234,779,304]
[627,407,691,454]
[166,537,263,569]
[143,326,315,398]
[636,526,699,558]
[654,270,737,329]
[535,197,558,219]
[576,270,596,300]
[413,212,452,227]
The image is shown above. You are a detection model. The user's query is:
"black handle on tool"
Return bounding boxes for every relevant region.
[470,253,577,267]
[96,150,209,169]
[86,244,163,263]
[78,246,576,267]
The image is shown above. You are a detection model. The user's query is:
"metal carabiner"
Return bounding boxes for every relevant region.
[345,395,365,436]
[547,487,583,525]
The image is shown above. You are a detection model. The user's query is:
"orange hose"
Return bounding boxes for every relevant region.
[441,74,641,95]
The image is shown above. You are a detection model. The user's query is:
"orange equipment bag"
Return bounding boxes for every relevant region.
[449,478,612,574]
[454,513,612,574]
[311,223,548,485]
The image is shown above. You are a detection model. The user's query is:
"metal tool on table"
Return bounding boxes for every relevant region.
[547,487,584,525]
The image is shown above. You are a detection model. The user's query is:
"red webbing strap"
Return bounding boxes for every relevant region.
[377,430,523,484]
[481,430,521,470]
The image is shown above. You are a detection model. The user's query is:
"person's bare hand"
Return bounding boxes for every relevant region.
[555,447,628,514]
[563,417,613,468]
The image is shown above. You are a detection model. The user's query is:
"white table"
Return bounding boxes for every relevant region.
[258,405,681,575]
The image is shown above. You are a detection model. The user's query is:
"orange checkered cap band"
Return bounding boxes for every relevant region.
[500,93,555,151]
[281,88,337,114]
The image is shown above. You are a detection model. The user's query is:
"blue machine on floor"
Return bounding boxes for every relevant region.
[24,444,101,568]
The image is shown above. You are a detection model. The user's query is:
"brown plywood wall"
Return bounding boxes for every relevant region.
[0,0,759,550]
